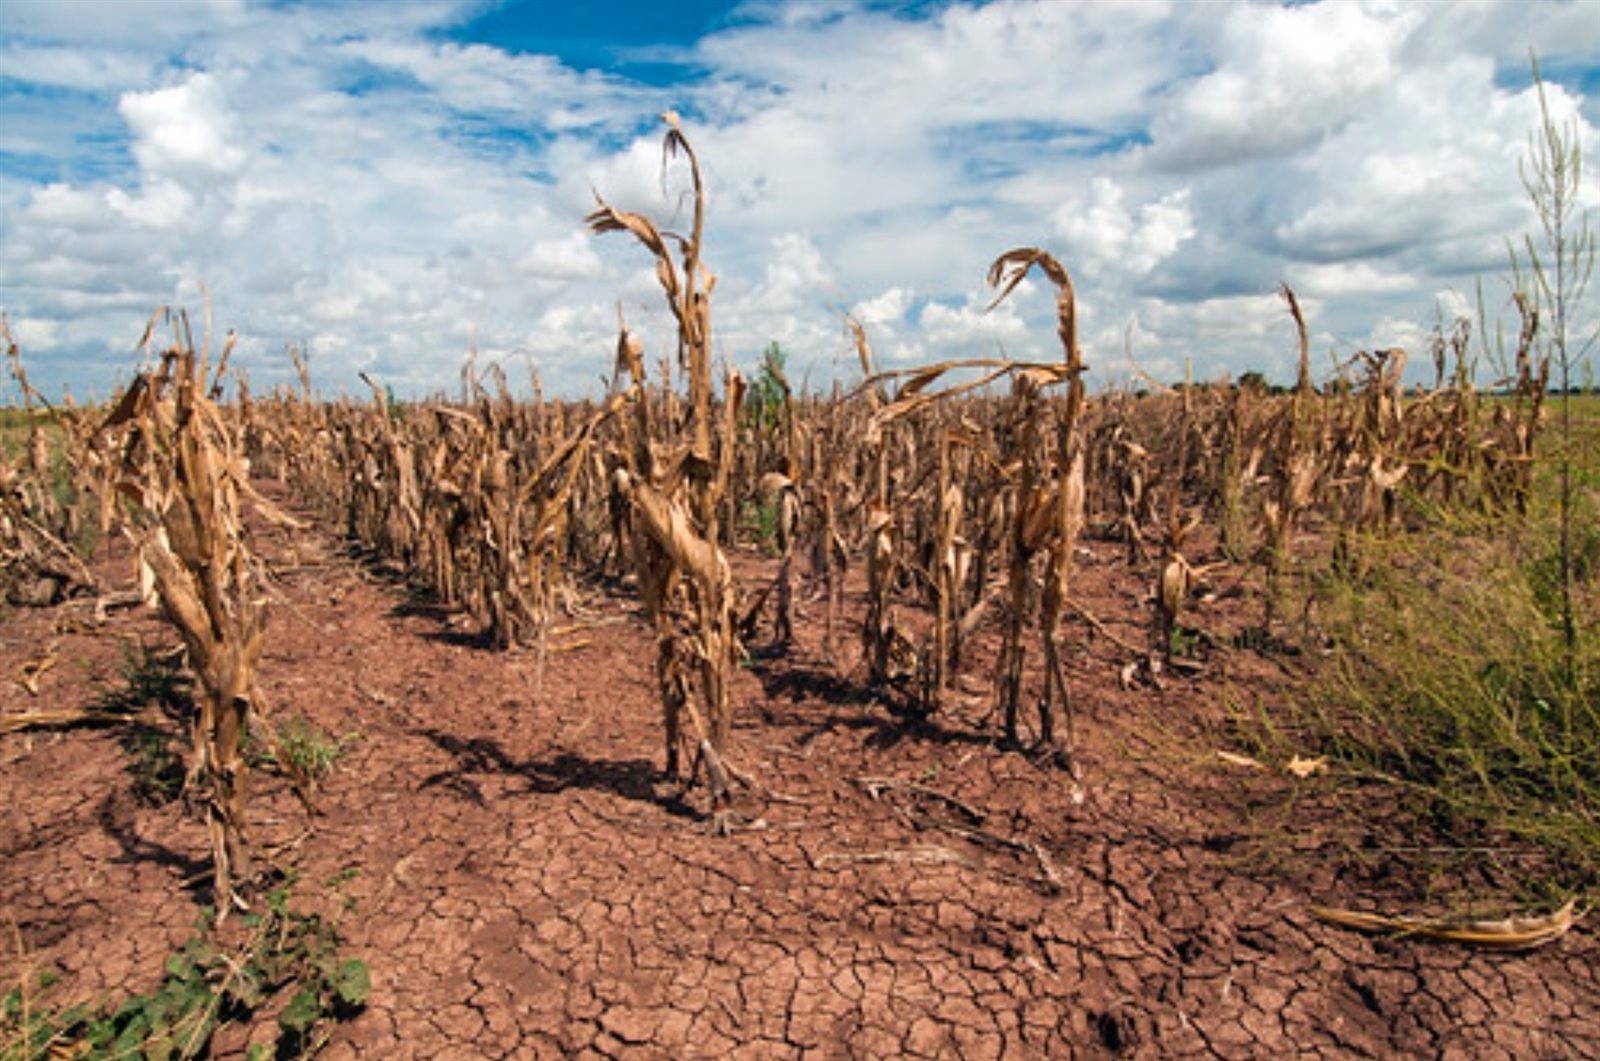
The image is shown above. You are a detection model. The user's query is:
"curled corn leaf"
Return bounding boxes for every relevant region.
[1309,898,1584,951]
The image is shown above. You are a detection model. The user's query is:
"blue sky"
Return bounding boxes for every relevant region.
[1,0,1597,399]
[445,0,741,82]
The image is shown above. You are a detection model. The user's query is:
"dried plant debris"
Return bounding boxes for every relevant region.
[1309,899,1585,951]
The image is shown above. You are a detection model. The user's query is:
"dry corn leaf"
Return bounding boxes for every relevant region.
[0,707,135,735]
[98,375,151,432]
[1216,750,1267,770]
[17,652,57,695]
[1285,754,1329,778]
[241,481,308,529]
[1158,554,1193,621]
[869,359,1069,433]
[1309,898,1584,951]
[759,472,794,495]
[986,247,1067,312]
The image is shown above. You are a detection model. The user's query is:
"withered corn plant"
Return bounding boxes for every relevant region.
[1156,507,1199,664]
[1260,284,1321,629]
[103,310,278,913]
[847,316,909,689]
[1,317,106,604]
[852,251,1086,743]
[994,371,1051,739]
[988,249,1087,760]
[865,364,1022,711]
[739,342,803,647]
[1491,294,1547,515]
[588,113,744,818]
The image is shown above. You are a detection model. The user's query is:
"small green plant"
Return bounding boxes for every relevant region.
[245,716,354,809]
[2,881,369,1060]
[91,639,191,721]
[96,641,193,806]
[122,727,186,806]
[737,495,784,555]
[1509,55,1597,681]
[271,716,353,785]
[383,384,405,424]
[1524,503,1600,627]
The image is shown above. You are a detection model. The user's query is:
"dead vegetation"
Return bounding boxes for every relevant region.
[1,115,1594,946]
[99,309,286,914]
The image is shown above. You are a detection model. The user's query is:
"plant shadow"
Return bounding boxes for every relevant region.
[414,728,700,821]
[752,660,995,753]
[97,792,210,893]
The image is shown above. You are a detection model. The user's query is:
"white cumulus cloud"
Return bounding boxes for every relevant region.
[0,0,1595,400]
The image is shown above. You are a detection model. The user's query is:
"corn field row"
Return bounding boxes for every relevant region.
[0,116,1557,899]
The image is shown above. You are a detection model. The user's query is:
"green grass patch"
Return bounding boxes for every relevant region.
[1258,506,1598,897]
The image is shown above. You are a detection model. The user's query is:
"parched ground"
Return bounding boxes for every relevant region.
[2,489,1595,1059]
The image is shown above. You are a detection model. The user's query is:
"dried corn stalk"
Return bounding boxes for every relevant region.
[864,355,1074,714]
[1261,284,1321,627]
[1156,508,1199,663]
[104,310,272,914]
[590,115,743,818]
[987,249,1088,761]
[2,319,103,603]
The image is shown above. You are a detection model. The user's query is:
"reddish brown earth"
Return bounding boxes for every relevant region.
[2,489,1595,1059]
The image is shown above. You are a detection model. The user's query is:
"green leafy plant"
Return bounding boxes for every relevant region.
[245,715,355,809]
[1232,70,1600,905]
[748,341,788,432]
[2,881,369,1060]
[96,639,191,719]
[99,641,192,806]
[1262,516,1598,889]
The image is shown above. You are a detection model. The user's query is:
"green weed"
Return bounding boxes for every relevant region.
[262,716,354,787]
[738,495,784,555]
[122,727,186,807]
[1,880,369,1060]
[97,640,190,719]
[1263,513,1598,892]
[94,642,193,805]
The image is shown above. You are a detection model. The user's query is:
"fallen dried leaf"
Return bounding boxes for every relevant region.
[1285,754,1329,778]
[1309,898,1584,951]
[17,652,56,696]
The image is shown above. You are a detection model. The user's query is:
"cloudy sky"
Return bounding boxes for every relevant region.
[2,0,1597,400]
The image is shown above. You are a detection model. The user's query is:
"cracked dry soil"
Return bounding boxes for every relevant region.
[2,492,1596,1059]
